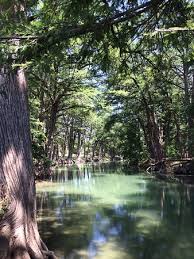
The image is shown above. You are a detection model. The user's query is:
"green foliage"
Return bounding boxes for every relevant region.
[1,0,194,167]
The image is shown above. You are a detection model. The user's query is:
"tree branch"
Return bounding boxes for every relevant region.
[21,0,164,60]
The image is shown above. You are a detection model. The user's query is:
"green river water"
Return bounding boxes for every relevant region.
[36,163,194,259]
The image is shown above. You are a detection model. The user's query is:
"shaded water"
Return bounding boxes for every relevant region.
[36,163,194,259]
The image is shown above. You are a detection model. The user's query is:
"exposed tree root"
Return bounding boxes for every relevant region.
[0,234,57,259]
[0,210,58,259]
[147,159,194,175]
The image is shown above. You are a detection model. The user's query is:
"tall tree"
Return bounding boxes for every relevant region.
[0,0,191,257]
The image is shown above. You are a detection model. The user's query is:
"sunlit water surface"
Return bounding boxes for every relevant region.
[36,163,194,259]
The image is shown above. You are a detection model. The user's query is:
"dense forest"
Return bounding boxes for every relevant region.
[0,0,194,258]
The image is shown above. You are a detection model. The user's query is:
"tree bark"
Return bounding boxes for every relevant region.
[0,68,55,259]
[76,131,83,160]
[67,119,75,162]
[183,62,191,157]
[45,101,58,159]
[188,72,194,157]
[140,94,164,162]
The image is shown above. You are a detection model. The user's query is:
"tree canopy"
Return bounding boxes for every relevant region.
[0,0,194,257]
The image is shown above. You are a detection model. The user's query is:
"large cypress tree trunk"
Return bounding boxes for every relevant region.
[67,119,75,162]
[183,62,194,158]
[188,71,194,157]
[45,101,58,160]
[0,68,55,259]
[141,94,164,162]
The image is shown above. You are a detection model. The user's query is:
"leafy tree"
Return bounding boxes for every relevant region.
[0,0,192,258]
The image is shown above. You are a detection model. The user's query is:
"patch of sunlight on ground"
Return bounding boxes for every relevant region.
[68,238,133,259]
[72,249,88,258]
[37,216,56,222]
[134,209,161,233]
[95,238,133,259]
[175,235,194,250]
[170,240,194,259]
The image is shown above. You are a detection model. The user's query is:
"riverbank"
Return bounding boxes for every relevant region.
[146,159,194,185]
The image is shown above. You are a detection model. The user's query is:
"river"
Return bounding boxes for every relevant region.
[36,163,194,259]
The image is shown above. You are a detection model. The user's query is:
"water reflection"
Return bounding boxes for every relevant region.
[50,165,91,183]
[36,164,194,259]
[50,163,135,183]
